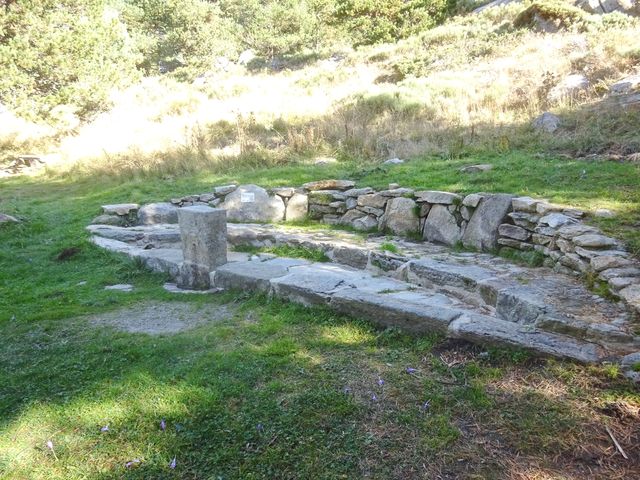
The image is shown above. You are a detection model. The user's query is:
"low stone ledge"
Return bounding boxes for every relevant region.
[329,289,461,334]
[448,315,606,364]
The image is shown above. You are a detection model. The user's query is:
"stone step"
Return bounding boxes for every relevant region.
[89,222,637,355]
[211,257,607,363]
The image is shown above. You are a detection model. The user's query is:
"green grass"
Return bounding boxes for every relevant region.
[1,293,638,479]
[379,241,399,254]
[1,152,640,478]
[233,244,330,262]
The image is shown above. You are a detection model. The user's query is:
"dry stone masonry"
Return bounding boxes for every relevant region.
[87,179,640,376]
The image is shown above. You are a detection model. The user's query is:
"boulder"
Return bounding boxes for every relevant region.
[608,277,637,291]
[358,206,384,217]
[539,213,577,228]
[557,223,599,239]
[462,194,513,250]
[572,234,618,248]
[380,197,419,235]
[138,203,179,225]
[339,209,366,227]
[620,351,640,383]
[591,256,632,272]
[383,157,404,165]
[548,74,589,102]
[271,187,295,198]
[219,184,285,222]
[512,196,538,212]
[357,193,388,209]
[594,208,616,218]
[459,164,493,173]
[462,194,483,208]
[533,112,560,133]
[303,179,355,191]
[102,203,139,216]
[313,156,338,165]
[498,224,530,241]
[536,202,564,215]
[508,212,540,229]
[415,191,462,205]
[619,284,640,312]
[308,190,342,205]
[609,74,640,95]
[353,215,379,232]
[423,205,464,246]
[214,184,237,196]
[345,197,358,209]
[91,214,125,226]
[0,213,19,224]
[377,188,414,197]
[574,247,628,259]
[285,193,308,221]
[343,187,374,197]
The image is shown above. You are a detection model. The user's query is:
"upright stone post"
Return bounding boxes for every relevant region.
[177,206,227,289]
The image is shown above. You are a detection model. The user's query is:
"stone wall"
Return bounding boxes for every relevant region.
[94,179,640,316]
[497,196,640,308]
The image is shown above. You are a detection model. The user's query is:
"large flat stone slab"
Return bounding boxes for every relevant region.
[269,264,410,306]
[407,258,496,289]
[330,289,462,334]
[212,258,310,293]
[87,224,181,244]
[448,314,605,363]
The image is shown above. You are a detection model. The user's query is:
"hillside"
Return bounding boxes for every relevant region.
[1,2,639,172]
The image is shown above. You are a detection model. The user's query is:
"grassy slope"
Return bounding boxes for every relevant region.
[1,154,640,478]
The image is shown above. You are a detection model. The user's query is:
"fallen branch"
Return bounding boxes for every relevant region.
[605,425,629,460]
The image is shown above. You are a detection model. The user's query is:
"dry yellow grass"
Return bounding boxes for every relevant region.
[3,4,638,177]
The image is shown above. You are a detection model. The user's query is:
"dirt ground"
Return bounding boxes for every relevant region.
[88,301,236,334]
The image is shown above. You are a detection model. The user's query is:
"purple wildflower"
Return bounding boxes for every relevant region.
[169,457,177,469]
[377,377,385,386]
[46,440,54,450]
[101,425,109,432]
[125,459,141,468]
[406,367,418,375]
[160,419,166,431]
[420,400,431,412]
[371,393,378,401]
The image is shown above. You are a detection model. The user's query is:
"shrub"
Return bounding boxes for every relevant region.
[334,0,449,46]
[513,0,590,31]
[0,0,140,120]
[218,0,336,59]
[122,0,236,78]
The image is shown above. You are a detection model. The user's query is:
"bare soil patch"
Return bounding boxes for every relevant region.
[88,301,236,334]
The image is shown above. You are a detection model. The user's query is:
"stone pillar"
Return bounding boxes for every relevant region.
[177,206,227,289]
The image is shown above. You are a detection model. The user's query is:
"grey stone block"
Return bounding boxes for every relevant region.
[330,289,460,334]
[177,206,227,289]
[448,314,604,363]
[462,194,513,250]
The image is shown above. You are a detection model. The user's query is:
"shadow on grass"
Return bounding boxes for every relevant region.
[1,293,638,479]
